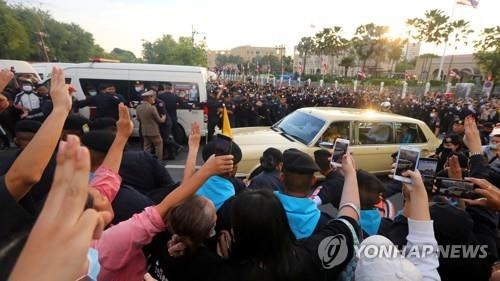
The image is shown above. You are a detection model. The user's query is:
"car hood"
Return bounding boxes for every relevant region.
[232,127,297,146]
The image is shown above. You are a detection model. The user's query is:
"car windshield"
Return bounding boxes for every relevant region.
[274,111,325,145]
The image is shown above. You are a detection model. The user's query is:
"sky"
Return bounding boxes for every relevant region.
[9,0,500,58]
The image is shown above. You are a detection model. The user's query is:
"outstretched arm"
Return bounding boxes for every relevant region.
[155,154,234,218]
[182,122,201,183]
[6,67,72,201]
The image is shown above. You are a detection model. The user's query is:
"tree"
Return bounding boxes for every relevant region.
[0,1,30,59]
[474,26,500,82]
[407,9,473,79]
[108,48,137,63]
[215,54,244,68]
[314,26,349,74]
[297,36,315,75]
[352,23,389,73]
[387,38,406,76]
[339,56,356,77]
[142,34,208,66]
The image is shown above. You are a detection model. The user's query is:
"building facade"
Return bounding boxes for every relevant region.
[415,54,482,82]
[207,45,281,68]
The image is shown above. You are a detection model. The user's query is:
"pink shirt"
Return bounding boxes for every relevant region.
[90,166,122,202]
[92,206,167,281]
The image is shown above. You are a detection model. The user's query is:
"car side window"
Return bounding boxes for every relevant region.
[355,121,394,145]
[320,121,350,143]
[395,122,427,144]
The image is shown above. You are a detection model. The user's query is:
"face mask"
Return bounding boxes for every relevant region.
[442,148,452,155]
[490,143,498,150]
[430,113,436,118]
[22,85,33,92]
[135,87,143,92]
[76,248,100,281]
[360,209,382,236]
[88,91,97,96]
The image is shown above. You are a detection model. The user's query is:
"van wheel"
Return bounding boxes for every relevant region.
[174,124,186,144]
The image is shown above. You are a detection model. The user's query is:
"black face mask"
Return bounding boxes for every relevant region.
[441,148,452,156]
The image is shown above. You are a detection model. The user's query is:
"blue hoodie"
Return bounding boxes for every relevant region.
[196,176,235,210]
[274,191,320,239]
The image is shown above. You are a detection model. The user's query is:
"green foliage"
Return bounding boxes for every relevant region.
[0,1,108,62]
[474,26,500,81]
[407,9,473,47]
[108,48,138,63]
[215,54,244,67]
[142,35,208,67]
[429,80,444,87]
[352,23,390,71]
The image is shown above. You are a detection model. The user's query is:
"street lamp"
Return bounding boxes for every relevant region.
[275,44,285,81]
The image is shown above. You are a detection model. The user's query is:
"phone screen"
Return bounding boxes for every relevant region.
[215,134,232,156]
[332,141,348,164]
[436,178,479,199]
[417,158,438,178]
[395,148,419,177]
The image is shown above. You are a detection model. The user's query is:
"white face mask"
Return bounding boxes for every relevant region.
[22,85,33,92]
[490,143,498,150]
[135,87,143,92]
[88,91,97,96]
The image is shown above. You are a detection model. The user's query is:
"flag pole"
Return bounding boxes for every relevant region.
[436,1,457,80]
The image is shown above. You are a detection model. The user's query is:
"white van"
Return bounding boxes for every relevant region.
[43,62,208,141]
[0,60,41,82]
[31,62,77,81]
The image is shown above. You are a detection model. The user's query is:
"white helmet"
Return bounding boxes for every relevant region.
[380,101,391,111]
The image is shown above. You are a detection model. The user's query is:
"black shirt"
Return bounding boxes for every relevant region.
[0,175,35,280]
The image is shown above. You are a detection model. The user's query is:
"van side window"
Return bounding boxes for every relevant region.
[320,121,350,143]
[394,122,427,144]
[355,121,394,145]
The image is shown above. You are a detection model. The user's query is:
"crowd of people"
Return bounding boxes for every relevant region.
[1,67,500,281]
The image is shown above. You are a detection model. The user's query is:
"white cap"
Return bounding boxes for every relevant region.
[141,90,155,97]
[354,235,422,281]
[490,127,500,137]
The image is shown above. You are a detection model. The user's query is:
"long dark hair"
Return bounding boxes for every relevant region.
[230,190,309,280]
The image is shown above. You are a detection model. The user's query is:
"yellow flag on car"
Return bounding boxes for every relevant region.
[222,104,233,138]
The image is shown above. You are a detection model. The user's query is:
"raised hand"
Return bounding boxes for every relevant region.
[9,135,110,281]
[462,177,500,211]
[463,115,482,154]
[116,103,133,138]
[0,68,14,93]
[188,122,201,149]
[49,67,72,112]
[340,151,356,176]
[202,154,234,176]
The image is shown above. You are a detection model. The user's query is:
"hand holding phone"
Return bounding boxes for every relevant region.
[393,146,421,183]
[330,138,349,168]
[417,158,438,178]
[435,177,482,199]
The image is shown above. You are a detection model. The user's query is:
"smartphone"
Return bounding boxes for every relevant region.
[417,158,439,178]
[331,138,349,167]
[215,134,232,156]
[393,146,421,183]
[435,177,481,199]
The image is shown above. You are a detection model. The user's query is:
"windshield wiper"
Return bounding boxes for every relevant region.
[279,127,309,144]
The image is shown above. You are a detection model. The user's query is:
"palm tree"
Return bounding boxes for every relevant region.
[314,26,349,75]
[407,9,473,79]
[352,23,389,73]
[387,38,406,77]
[297,36,315,75]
